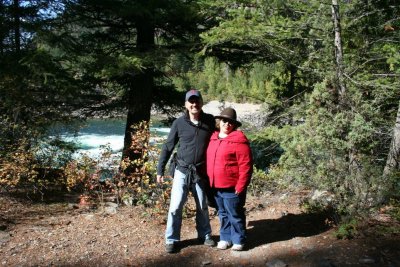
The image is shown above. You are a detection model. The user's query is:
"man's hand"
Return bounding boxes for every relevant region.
[157,174,164,183]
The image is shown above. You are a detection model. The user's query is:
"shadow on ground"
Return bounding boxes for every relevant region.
[154,210,333,253]
[246,211,333,249]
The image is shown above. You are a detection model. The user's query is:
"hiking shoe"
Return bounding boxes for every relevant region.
[165,243,175,253]
[203,236,216,247]
[217,240,232,250]
[231,244,244,251]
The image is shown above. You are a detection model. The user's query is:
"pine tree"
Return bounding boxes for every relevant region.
[48,0,213,175]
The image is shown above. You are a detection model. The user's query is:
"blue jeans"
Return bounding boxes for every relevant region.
[165,169,212,244]
[215,189,247,245]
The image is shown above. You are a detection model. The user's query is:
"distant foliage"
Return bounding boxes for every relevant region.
[172,57,289,106]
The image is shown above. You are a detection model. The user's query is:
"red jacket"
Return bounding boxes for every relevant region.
[206,130,253,193]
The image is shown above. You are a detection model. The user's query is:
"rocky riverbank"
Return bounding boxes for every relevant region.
[203,100,264,126]
[199,100,267,128]
[152,100,267,128]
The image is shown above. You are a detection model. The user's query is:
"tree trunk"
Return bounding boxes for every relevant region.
[0,1,4,54]
[331,0,346,98]
[384,101,400,176]
[122,19,155,163]
[286,64,296,99]
[332,1,364,208]
[13,0,20,54]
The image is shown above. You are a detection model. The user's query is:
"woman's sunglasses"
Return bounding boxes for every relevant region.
[221,119,234,125]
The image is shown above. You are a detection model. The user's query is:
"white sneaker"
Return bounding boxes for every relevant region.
[217,240,232,250]
[231,244,244,251]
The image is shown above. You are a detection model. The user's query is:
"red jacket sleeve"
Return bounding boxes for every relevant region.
[234,142,253,193]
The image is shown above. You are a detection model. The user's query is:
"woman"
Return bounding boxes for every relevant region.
[206,107,253,251]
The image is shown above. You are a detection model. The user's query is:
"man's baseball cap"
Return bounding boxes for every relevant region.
[185,89,202,101]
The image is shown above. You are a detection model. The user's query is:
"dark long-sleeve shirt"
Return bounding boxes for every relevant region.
[157,111,215,176]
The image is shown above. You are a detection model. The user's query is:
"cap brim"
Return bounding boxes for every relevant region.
[185,95,202,101]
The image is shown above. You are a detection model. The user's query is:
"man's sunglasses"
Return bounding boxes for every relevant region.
[188,98,201,104]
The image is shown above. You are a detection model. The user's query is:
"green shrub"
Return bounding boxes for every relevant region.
[249,167,278,195]
[334,219,358,239]
[63,121,171,213]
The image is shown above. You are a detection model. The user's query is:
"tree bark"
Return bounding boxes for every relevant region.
[286,64,296,99]
[0,1,4,54]
[332,1,365,207]
[384,101,400,176]
[13,0,20,54]
[331,0,346,98]
[122,19,155,162]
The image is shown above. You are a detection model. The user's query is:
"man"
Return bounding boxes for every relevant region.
[157,89,216,253]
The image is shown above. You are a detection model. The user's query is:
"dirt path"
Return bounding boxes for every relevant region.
[0,191,399,267]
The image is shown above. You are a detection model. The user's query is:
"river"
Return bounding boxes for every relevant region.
[58,101,262,159]
[57,118,170,159]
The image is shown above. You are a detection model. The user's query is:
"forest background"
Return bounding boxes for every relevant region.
[0,0,399,231]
